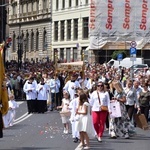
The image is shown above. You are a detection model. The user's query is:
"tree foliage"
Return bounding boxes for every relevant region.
[111,50,127,60]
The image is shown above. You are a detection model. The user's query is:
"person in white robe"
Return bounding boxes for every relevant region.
[36,78,49,113]
[23,77,37,114]
[3,94,19,128]
[63,74,81,100]
[69,96,80,143]
[82,73,92,90]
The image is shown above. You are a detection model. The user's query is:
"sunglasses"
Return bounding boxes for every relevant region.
[97,84,104,87]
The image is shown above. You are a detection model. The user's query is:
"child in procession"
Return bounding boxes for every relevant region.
[3,94,19,128]
[57,91,71,134]
[76,92,95,149]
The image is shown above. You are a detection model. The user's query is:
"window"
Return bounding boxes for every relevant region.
[82,17,89,39]
[36,1,39,12]
[73,48,78,61]
[26,3,28,13]
[26,31,29,52]
[43,29,47,50]
[62,0,65,9]
[31,2,34,12]
[67,20,71,40]
[12,6,16,15]
[43,0,47,9]
[12,32,16,52]
[31,31,34,51]
[60,48,64,62]
[68,0,71,8]
[60,21,65,41]
[73,19,78,40]
[75,0,78,6]
[21,4,23,14]
[54,21,58,41]
[21,32,24,52]
[85,0,89,4]
[36,30,39,50]
[56,0,59,10]
[66,48,71,62]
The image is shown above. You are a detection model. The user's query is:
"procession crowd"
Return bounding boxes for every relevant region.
[3,60,150,149]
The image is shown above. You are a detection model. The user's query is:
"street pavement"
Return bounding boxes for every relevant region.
[0,101,150,150]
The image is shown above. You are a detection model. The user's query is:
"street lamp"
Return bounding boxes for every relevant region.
[17,36,23,70]
[24,38,27,62]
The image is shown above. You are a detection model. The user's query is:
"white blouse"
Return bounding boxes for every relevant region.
[90,90,110,112]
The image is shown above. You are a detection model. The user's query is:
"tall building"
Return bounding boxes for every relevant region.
[52,0,90,63]
[8,0,52,62]
[8,0,92,63]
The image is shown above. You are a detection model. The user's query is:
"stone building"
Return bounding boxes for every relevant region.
[8,0,91,63]
[52,0,90,63]
[8,0,52,62]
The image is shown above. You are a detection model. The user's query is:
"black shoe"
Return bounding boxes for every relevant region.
[73,137,79,143]
[50,109,53,111]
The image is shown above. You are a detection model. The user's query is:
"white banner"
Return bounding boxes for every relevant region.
[89,0,150,49]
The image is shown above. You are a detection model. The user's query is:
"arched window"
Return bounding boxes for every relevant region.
[43,29,47,51]
[21,31,24,51]
[43,0,47,9]
[26,31,29,52]
[36,29,39,51]
[12,32,16,52]
[31,30,34,51]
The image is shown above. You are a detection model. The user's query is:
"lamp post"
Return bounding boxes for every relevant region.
[24,38,27,62]
[17,36,23,70]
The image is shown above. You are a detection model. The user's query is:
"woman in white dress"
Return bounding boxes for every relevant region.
[76,92,95,150]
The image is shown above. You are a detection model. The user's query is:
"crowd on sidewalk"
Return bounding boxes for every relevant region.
[3,60,150,149]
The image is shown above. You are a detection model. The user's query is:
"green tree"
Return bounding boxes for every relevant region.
[111,50,127,60]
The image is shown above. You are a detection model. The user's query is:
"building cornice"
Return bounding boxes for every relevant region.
[8,17,52,27]
[20,0,38,4]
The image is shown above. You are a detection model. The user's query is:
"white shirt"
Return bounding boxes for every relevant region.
[23,81,37,100]
[124,87,138,106]
[90,90,110,112]
[63,80,81,100]
[49,78,60,93]
[83,78,92,89]
[37,83,49,100]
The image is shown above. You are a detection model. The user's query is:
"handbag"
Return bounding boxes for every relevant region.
[134,112,149,130]
[110,101,121,118]
[97,91,108,111]
[59,111,71,117]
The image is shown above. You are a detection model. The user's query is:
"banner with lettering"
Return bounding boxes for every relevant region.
[89,0,150,49]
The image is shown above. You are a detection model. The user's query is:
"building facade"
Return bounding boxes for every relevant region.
[7,0,92,63]
[8,0,52,62]
[52,0,90,63]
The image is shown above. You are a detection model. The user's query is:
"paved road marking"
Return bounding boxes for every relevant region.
[17,101,24,105]
[14,101,32,125]
[14,114,32,125]
[14,112,29,122]
[75,142,83,150]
